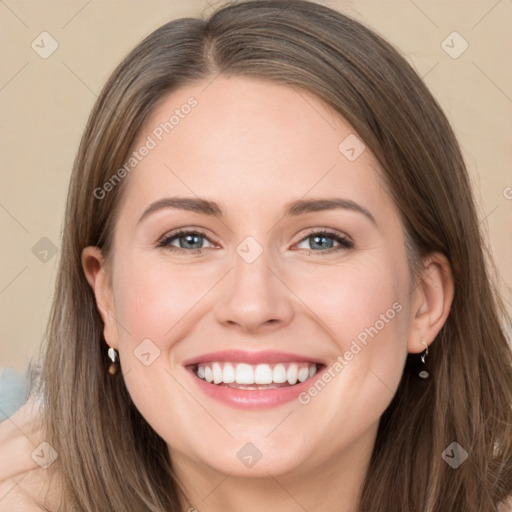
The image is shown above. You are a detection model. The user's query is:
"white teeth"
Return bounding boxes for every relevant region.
[223,363,235,383]
[194,362,319,387]
[204,366,214,383]
[235,363,254,384]
[287,364,298,385]
[212,362,223,384]
[272,364,287,383]
[297,367,309,382]
[254,364,273,384]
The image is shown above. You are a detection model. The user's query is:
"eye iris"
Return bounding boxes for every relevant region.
[310,234,334,250]
[180,233,203,249]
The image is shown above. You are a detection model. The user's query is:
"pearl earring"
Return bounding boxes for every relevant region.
[107,347,119,375]
[418,342,430,379]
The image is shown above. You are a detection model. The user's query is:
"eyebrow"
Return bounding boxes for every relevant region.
[137,196,376,226]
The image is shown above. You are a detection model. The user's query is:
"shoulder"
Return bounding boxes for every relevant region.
[0,395,61,511]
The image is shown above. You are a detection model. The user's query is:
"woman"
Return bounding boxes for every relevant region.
[1,0,511,510]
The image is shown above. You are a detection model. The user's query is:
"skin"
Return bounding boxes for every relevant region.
[83,76,454,512]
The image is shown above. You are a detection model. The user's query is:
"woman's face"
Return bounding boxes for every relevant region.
[87,76,422,480]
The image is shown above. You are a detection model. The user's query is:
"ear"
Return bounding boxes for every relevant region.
[81,246,118,350]
[407,252,454,354]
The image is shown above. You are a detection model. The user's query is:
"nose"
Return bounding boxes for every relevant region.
[213,244,295,334]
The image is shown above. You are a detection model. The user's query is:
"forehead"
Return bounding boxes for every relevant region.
[122,76,390,220]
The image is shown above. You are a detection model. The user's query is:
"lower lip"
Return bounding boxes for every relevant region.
[185,365,325,409]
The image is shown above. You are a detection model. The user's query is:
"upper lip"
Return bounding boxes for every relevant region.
[182,349,325,367]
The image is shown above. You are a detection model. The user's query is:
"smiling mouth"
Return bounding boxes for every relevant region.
[189,361,324,389]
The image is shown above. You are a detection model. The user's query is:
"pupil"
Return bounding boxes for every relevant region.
[312,235,333,250]
[181,234,202,249]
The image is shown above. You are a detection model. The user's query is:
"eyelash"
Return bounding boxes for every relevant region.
[157,228,354,255]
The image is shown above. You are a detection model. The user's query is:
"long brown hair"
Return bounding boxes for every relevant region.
[32,0,512,510]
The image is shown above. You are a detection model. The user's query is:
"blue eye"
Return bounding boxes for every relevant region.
[157,228,353,254]
[295,230,354,253]
[157,229,214,251]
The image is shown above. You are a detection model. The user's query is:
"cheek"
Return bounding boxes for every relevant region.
[293,256,407,339]
[109,257,217,443]
[112,257,215,347]
[289,259,409,437]
[288,255,409,386]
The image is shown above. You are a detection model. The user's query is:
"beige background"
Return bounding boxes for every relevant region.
[1,0,511,375]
